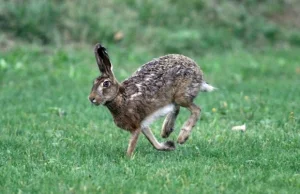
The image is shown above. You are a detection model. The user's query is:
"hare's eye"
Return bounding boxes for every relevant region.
[103,81,110,88]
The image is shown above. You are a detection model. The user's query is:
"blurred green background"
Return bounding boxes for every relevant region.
[1,0,300,53]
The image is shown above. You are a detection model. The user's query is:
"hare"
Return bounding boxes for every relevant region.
[89,43,215,157]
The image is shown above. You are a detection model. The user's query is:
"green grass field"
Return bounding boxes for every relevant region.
[0,45,299,193]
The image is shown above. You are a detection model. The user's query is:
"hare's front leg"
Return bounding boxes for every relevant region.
[161,105,180,138]
[142,127,175,151]
[177,103,201,144]
[126,129,141,157]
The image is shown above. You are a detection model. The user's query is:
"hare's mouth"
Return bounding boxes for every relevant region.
[89,96,105,106]
[93,101,101,106]
[90,99,101,106]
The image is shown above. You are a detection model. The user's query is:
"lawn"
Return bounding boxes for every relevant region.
[0,45,299,193]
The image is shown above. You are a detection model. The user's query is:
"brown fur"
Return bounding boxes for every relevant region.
[89,43,213,157]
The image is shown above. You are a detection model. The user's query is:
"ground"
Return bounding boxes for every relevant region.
[0,45,299,193]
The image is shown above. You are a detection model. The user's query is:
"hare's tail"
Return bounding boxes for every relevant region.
[200,82,216,92]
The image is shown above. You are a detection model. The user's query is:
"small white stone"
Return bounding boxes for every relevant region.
[232,124,246,131]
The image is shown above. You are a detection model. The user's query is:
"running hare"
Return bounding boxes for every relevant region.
[89,43,215,156]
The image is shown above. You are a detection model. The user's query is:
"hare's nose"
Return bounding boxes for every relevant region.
[89,96,96,103]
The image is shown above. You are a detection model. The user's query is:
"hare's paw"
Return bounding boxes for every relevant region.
[177,129,190,144]
[162,140,176,151]
[161,127,174,138]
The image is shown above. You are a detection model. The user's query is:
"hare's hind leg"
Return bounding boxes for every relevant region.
[127,129,141,157]
[177,103,201,144]
[161,105,180,138]
[142,127,175,151]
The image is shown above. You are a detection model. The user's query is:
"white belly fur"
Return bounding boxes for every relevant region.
[141,104,175,128]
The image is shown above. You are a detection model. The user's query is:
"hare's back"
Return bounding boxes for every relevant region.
[137,54,201,74]
[122,54,203,99]
[132,54,203,80]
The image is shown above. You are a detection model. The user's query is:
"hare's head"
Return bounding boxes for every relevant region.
[89,44,120,106]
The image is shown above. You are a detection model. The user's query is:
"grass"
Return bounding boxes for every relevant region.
[0,44,299,193]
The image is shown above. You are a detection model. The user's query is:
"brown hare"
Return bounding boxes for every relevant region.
[89,43,215,157]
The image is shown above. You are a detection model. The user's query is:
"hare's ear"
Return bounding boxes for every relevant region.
[94,43,113,76]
